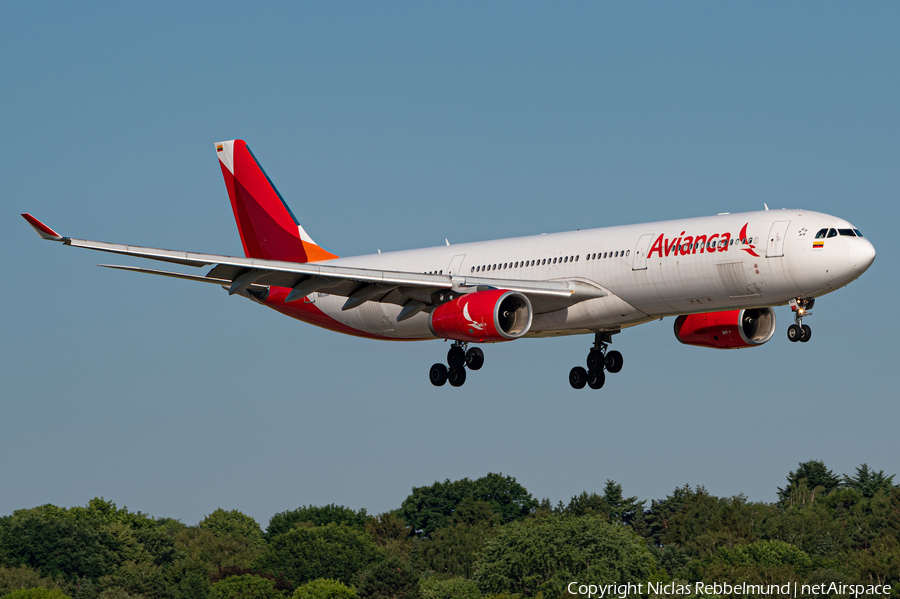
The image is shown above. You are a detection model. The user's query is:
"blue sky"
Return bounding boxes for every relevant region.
[2,2,897,527]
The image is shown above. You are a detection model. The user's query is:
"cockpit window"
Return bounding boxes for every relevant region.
[815,229,828,239]
[826,228,837,238]
[838,228,856,237]
[854,229,863,237]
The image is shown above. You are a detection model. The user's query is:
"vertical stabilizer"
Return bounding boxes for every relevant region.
[215,140,338,263]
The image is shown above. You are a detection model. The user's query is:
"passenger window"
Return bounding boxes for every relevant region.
[575,255,579,261]
[826,229,837,238]
[626,250,630,256]
[838,229,855,236]
[614,251,619,258]
[563,256,568,263]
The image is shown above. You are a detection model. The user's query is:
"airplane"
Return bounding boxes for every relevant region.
[22,139,876,390]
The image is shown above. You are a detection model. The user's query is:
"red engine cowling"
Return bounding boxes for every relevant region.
[674,307,776,349]
[429,289,533,342]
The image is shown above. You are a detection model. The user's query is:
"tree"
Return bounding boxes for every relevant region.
[777,460,841,503]
[174,527,261,574]
[474,514,658,598]
[418,577,481,599]
[0,514,114,579]
[563,481,644,526]
[268,506,370,539]
[211,574,281,599]
[357,558,419,599]
[0,566,66,596]
[643,485,705,546]
[174,570,214,599]
[842,464,896,498]
[399,474,537,537]
[0,590,72,599]
[199,509,263,545]
[254,523,383,588]
[292,578,357,599]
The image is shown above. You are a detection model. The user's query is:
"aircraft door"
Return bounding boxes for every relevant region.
[632,234,656,270]
[766,221,791,257]
[447,254,467,276]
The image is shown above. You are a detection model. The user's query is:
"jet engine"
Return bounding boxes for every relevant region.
[430,289,533,343]
[673,307,776,349]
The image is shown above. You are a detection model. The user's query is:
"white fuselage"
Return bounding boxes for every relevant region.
[300,209,874,340]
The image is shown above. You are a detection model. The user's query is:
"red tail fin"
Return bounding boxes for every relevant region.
[215,140,338,263]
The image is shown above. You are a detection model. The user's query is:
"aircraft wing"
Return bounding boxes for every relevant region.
[23,214,605,314]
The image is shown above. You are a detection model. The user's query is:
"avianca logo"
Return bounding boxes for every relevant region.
[462,301,486,332]
[647,222,759,258]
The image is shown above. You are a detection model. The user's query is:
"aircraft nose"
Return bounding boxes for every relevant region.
[849,238,876,273]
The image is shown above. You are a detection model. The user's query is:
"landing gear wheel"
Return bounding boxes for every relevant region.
[800,324,811,342]
[605,350,623,374]
[569,367,588,389]
[447,346,466,370]
[465,347,484,370]
[429,363,448,386]
[586,351,604,372]
[588,369,606,390]
[448,368,467,387]
[787,324,802,342]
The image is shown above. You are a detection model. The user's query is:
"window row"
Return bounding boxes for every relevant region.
[469,249,630,274]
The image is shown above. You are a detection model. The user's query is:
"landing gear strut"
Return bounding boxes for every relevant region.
[787,298,814,343]
[429,342,484,387]
[570,332,623,390]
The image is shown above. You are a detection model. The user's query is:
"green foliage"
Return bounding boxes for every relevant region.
[174,570,214,599]
[211,574,281,599]
[174,527,261,574]
[842,464,896,498]
[406,499,496,576]
[777,460,842,503]
[268,505,369,538]
[0,514,114,579]
[399,474,537,537]
[199,509,263,545]
[357,558,419,599]
[292,578,357,599]
[0,566,66,596]
[255,523,383,588]
[474,514,658,598]
[418,576,481,599]
[1,589,72,599]
[563,480,644,525]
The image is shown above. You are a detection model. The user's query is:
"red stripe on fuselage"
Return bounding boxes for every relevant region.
[263,286,423,341]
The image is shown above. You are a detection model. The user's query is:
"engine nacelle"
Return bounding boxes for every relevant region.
[674,307,776,349]
[429,289,533,342]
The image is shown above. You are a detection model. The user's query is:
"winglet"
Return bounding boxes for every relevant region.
[21,213,64,241]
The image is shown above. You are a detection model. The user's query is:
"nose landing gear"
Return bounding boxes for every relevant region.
[787,298,814,343]
[429,342,484,387]
[570,332,623,390]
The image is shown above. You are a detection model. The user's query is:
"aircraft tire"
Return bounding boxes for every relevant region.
[800,325,812,342]
[588,370,605,390]
[465,347,484,370]
[448,346,466,370]
[429,363,448,386]
[586,350,604,372]
[569,367,588,390]
[605,350,623,373]
[448,367,467,387]
[787,324,802,342]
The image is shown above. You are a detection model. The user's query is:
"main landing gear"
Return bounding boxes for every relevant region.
[429,342,484,387]
[569,332,623,390]
[787,298,814,343]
